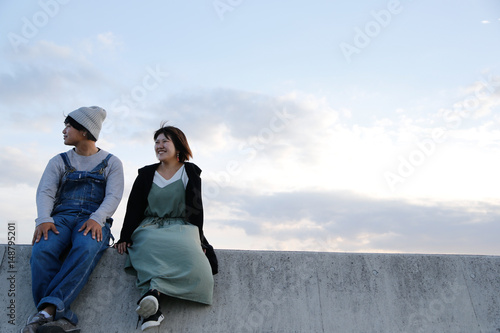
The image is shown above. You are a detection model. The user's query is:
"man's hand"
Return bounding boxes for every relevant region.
[78,219,103,242]
[114,242,131,255]
[32,223,59,245]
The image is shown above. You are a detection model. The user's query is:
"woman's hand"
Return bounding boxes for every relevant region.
[78,219,103,242]
[115,242,131,254]
[32,222,59,245]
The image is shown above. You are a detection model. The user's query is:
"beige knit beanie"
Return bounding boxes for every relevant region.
[68,106,106,140]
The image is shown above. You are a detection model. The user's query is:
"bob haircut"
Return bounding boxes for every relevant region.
[154,124,193,162]
[64,116,97,142]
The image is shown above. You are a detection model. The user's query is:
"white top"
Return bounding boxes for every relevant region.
[154,164,188,189]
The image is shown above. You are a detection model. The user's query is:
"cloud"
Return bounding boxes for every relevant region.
[81,32,123,54]
[2,57,500,253]
[0,146,43,186]
[97,85,500,200]
[97,32,122,50]
[204,186,500,255]
[0,40,107,108]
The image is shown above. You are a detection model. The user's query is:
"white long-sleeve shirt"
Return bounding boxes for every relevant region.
[35,148,124,227]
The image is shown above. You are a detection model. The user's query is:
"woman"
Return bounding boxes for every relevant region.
[23,106,124,333]
[115,125,217,331]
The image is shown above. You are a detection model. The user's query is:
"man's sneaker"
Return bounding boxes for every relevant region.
[136,290,160,318]
[37,318,80,333]
[21,311,53,333]
[141,309,164,331]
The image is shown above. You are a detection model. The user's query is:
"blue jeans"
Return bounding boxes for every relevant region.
[31,210,111,324]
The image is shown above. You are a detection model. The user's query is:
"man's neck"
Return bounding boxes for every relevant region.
[73,142,99,156]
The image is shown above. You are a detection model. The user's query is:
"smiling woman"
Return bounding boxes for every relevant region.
[115,124,217,331]
[154,125,193,172]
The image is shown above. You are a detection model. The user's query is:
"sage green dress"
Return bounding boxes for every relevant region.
[125,168,213,305]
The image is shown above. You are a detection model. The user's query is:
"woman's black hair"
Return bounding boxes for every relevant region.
[64,116,97,141]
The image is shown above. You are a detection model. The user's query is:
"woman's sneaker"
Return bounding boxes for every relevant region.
[141,309,164,331]
[136,290,160,318]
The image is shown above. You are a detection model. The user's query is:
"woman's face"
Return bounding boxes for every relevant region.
[155,133,178,162]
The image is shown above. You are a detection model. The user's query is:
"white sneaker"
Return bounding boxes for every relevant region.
[136,295,159,318]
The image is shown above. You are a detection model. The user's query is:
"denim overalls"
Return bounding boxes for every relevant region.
[31,152,113,325]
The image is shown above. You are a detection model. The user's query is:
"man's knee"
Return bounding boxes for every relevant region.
[32,236,69,262]
[72,234,109,259]
[32,238,54,257]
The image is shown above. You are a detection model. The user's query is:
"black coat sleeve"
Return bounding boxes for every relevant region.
[184,162,204,237]
[185,162,218,274]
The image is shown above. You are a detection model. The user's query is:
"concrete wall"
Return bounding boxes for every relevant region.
[2,245,500,333]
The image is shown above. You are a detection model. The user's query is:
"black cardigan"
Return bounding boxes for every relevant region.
[117,162,218,274]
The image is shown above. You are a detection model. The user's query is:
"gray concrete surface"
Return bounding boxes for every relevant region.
[2,245,500,333]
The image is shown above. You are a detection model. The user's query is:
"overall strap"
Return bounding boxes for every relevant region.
[91,154,113,174]
[59,153,75,172]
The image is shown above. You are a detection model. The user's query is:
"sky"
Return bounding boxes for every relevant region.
[1,0,500,255]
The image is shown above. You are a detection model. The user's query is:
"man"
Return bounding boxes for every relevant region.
[22,106,124,333]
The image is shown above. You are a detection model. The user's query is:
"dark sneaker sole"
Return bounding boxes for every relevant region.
[141,314,165,331]
[37,326,80,333]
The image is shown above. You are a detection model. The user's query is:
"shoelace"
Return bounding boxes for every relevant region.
[136,315,141,329]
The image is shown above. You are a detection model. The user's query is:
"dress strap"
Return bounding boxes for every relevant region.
[181,164,188,189]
